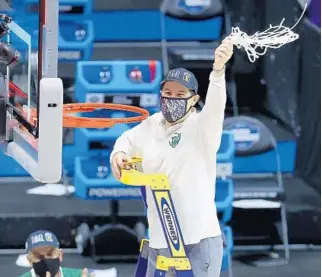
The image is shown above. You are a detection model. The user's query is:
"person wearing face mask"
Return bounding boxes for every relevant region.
[110,38,233,277]
[20,230,94,277]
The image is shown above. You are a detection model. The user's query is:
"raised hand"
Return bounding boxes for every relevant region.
[214,38,234,71]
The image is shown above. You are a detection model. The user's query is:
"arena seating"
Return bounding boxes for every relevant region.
[216,131,235,275]
[68,60,161,181]
[11,0,95,61]
[216,179,234,224]
[221,226,234,272]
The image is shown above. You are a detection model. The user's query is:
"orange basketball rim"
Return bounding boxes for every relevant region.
[63,103,149,128]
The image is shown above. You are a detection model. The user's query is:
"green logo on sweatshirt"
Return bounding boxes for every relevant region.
[169,132,181,148]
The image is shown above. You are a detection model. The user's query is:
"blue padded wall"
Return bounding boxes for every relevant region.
[90,11,223,41]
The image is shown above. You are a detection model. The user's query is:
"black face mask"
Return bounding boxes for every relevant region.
[33,258,60,277]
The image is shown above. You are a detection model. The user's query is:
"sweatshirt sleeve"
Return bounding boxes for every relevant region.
[198,70,227,153]
[110,120,147,162]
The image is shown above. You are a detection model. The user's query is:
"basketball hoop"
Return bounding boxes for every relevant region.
[63,103,150,128]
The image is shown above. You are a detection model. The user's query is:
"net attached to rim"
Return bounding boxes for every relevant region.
[63,103,149,128]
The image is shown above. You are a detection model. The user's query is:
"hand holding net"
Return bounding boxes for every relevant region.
[228,4,307,62]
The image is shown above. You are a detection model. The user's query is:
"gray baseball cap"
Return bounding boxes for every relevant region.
[161,68,198,94]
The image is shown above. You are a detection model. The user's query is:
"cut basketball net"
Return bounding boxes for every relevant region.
[63,103,149,128]
[229,4,307,62]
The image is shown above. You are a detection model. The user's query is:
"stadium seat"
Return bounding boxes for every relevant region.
[217,131,235,179]
[216,179,234,224]
[221,225,234,274]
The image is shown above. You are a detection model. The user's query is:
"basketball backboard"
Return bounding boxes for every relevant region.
[1,0,63,183]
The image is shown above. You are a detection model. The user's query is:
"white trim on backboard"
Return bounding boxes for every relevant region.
[8,21,31,45]
[8,21,32,119]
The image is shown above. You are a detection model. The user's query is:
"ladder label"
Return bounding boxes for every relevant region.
[154,191,187,257]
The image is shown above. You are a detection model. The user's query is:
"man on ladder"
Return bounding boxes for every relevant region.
[111,38,233,277]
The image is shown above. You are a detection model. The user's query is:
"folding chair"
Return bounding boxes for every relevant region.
[224,116,290,266]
